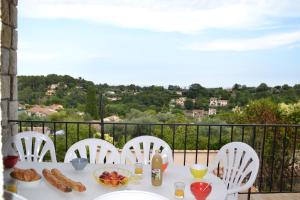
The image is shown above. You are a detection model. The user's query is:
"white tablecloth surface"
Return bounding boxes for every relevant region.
[4,162,227,200]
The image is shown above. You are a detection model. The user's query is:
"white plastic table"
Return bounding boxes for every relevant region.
[4,162,227,200]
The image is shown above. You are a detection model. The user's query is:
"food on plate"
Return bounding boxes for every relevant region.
[51,168,86,192]
[42,169,72,193]
[10,168,41,182]
[99,171,128,187]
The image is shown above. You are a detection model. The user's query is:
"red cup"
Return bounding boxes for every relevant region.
[3,155,18,168]
[190,182,212,200]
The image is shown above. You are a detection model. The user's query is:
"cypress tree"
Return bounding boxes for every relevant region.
[85,86,99,119]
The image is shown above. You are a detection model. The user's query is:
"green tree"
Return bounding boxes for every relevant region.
[186,84,207,98]
[256,83,269,92]
[194,98,209,109]
[184,98,194,110]
[243,98,281,124]
[85,86,99,119]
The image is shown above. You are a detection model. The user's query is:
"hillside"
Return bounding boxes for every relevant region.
[18,75,300,122]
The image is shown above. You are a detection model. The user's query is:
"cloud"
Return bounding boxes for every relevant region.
[183,30,300,51]
[19,0,300,34]
[288,43,300,49]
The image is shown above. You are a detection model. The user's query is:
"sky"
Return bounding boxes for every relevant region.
[18,0,300,88]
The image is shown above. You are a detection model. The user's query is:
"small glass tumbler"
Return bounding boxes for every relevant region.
[174,182,185,199]
[134,163,143,175]
[4,178,18,193]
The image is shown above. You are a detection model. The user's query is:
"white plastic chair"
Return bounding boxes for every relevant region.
[64,138,120,164]
[208,142,259,200]
[120,136,173,165]
[3,131,57,162]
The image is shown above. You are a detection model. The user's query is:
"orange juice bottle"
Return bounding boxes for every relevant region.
[151,150,163,186]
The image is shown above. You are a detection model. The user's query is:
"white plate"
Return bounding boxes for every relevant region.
[94,190,169,200]
[4,190,28,200]
[14,177,42,188]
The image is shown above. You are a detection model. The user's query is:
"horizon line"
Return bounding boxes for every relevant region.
[17,74,299,89]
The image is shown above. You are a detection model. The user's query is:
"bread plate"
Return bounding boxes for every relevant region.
[10,172,42,188]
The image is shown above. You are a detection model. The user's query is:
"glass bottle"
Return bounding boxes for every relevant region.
[151,150,163,186]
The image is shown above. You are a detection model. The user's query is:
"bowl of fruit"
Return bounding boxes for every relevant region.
[93,167,131,188]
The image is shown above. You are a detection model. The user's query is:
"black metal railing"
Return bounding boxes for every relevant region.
[8,120,300,198]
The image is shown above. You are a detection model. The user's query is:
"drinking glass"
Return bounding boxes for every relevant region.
[4,178,18,193]
[134,163,143,175]
[174,182,185,199]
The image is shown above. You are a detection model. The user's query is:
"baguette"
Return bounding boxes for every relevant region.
[51,168,86,192]
[42,169,72,193]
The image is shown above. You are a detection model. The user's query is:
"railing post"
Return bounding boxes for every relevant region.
[99,93,105,140]
[206,125,211,166]
[290,127,298,191]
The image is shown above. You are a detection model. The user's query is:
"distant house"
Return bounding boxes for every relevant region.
[104,115,121,122]
[184,109,207,119]
[26,104,64,118]
[175,97,187,107]
[18,103,26,111]
[176,91,183,96]
[208,108,217,115]
[27,106,57,118]
[107,97,120,101]
[45,84,59,96]
[105,91,116,96]
[49,84,59,90]
[90,116,121,132]
[45,89,55,96]
[209,98,219,107]
[48,104,64,110]
[218,100,228,106]
[76,111,85,116]
[45,83,67,96]
[209,98,228,107]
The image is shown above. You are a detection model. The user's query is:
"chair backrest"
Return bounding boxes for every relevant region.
[120,136,173,165]
[3,131,57,162]
[64,138,120,164]
[208,142,259,195]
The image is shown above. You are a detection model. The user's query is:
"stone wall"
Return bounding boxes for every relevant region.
[0,0,18,143]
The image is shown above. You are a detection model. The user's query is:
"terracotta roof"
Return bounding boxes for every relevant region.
[28,105,58,115]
